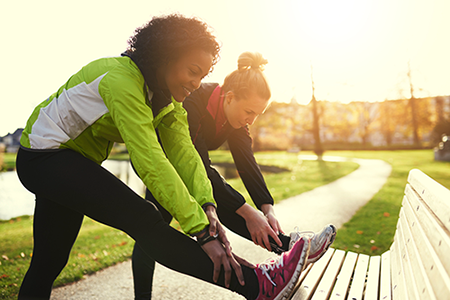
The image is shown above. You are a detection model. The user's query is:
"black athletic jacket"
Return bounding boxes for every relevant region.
[183,82,274,212]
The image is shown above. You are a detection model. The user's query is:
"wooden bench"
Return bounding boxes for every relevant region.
[291,169,450,300]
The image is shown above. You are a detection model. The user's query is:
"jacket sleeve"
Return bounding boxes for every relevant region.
[100,68,209,235]
[228,126,274,210]
[184,99,247,213]
[157,100,216,210]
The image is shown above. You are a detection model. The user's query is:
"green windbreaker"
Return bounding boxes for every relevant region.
[20,56,215,234]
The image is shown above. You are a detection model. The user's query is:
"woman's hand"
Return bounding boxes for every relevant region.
[200,238,255,287]
[236,203,283,251]
[261,203,284,236]
[204,205,232,256]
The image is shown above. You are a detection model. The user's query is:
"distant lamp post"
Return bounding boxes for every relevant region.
[434,135,450,162]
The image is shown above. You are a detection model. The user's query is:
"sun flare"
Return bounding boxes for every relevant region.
[295,0,374,45]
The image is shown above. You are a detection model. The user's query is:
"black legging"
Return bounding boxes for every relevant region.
[132,189,291,299]
[15,148,259,300]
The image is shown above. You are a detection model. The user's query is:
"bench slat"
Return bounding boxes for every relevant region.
[364,255,380,300]
[405,183,450,276]
[328,251,358,300]
[380,251,391,300]
[292,248,335,300]
[311,250,346,300]
[401,196,438,300]
[347,254,369,300]
[407,169,450,230]
[397,209,423,300]
[402,193,450,298]
[390,220,410,300]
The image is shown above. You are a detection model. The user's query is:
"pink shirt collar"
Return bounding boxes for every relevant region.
[206,86,227,135]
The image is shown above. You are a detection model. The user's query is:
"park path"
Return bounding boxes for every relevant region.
[50,156,392,300]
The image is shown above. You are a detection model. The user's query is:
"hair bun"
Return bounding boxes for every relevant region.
[237,51,268,71]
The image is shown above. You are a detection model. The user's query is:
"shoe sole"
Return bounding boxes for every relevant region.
[274,237,311,300]
[306,224,336,265]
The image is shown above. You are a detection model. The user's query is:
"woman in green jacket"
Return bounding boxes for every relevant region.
[16,14,312,300]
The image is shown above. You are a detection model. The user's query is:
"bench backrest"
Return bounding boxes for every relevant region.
[390,168,450,299]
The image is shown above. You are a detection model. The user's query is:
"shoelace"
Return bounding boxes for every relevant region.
[292,227,315,239]
[290,227,315,248]
[258,255,285,287]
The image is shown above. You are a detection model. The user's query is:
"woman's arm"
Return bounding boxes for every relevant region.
[101,69,209,235]
[183,95,247,213]
[228,127,274,210]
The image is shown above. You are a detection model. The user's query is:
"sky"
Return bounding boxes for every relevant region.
[1,0,450,136]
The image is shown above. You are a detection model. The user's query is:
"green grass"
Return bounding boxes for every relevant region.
[0,217,134,299]
[325,150,450,256]
[0,150,357,299]
[0,153,17,171]
[212,150,360,204]
[1,149,448,299]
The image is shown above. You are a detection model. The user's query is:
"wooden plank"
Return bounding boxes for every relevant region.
[329,252,358,300]
[401,193,450,298]
[291,263,314,300]
[311,250,346,300]
[364,255,380,300]
[401,196,438,300]
[407,169,450,230]
[397,209,421,300]
[346,254,369,300]
[390,219,409,300]
[405,183,450,276]
[292,248,335,300]
[380,251,391,300]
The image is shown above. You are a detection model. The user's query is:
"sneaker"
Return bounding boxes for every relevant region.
[289,224,336,265]
[255,237,310,300]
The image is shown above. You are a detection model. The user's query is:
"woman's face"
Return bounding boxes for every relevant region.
[158,48,214,102]
[223,91,269,129]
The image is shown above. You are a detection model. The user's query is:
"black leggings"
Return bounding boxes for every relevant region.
[15,148,259,300]
[132,189,291,299]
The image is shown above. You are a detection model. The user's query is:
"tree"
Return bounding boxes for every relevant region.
[407,62,421,147]
[320,101,356,144]
[351,101,379,146]
[378,100,407,146]
[431,96,450,145]
[309,65,323,157]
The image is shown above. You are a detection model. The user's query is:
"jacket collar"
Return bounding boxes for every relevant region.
[206,86,229,135]
[121,51,172,117]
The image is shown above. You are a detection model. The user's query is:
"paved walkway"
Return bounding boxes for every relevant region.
[50,156,392,300]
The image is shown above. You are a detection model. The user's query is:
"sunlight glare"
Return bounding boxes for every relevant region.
[298,0,373,45]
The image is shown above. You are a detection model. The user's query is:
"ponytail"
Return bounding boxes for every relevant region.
[222,51,271,101]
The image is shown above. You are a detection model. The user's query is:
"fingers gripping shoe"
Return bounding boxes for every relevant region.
[289,224,336,265]
[255,237,310,300]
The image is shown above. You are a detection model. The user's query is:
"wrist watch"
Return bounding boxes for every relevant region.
[197,226,219,246]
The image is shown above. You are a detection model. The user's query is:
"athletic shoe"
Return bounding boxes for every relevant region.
[255,236,310,300]
[289,224,336,265]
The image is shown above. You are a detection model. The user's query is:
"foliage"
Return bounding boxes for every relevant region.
[250,96,447,151]
[0,153,16,171]
[431,118,450,145]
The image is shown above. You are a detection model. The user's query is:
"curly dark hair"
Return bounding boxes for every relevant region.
[127,14,221,73]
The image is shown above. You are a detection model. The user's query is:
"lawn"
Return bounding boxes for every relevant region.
[0,150,357,299]
[325,150,450,256]
[1,149,448,299]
